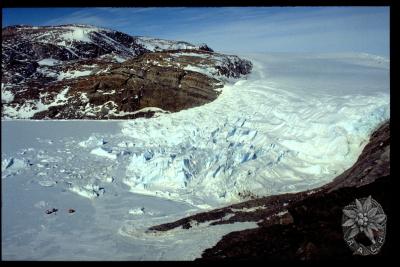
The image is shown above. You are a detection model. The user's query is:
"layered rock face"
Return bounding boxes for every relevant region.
[147,121,391,260]
[1,24,252,119]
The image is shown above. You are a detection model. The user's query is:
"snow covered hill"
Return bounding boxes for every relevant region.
[2,24,210,63]
[1,24,251,119]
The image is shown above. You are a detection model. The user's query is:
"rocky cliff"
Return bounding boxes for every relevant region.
[1,24,252,119]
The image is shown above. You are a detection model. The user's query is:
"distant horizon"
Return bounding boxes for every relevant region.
[2,7,390,57]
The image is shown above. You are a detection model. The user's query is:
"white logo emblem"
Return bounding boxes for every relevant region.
[342,195,387,255]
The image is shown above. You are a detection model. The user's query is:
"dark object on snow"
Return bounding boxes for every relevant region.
[68,208,75,213]
[45,208,58,214]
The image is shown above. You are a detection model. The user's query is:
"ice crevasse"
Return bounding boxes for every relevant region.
[118,54,389,206]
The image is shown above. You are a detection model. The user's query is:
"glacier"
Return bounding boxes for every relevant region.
[1,52,390,260]
[119,52,389,206]
[2,53,389,207]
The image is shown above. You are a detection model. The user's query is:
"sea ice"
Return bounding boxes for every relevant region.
[90,147,117,160]
[2,157,29,178]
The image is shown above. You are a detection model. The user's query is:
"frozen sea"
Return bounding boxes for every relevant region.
[1,53,389,260]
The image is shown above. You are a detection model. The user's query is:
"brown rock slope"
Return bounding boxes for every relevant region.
[2,25,252,119]
[147,121,391,260]
[30,50,252,119]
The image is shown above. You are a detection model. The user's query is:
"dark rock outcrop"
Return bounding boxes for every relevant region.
[198,43,214,52]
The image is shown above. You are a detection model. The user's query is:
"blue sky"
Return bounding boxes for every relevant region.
[2,7,390,57]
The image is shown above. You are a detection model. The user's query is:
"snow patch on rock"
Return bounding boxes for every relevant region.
[37,58,61,66]
[57,70,92,81]
[59,27,95,43]
[2,86,72,119]
[1,88,14,104]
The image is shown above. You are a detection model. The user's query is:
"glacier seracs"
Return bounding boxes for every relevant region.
[119,53,389,206]
[1,53,389,208]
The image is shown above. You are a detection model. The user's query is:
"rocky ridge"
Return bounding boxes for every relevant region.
[1,24,252,119]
